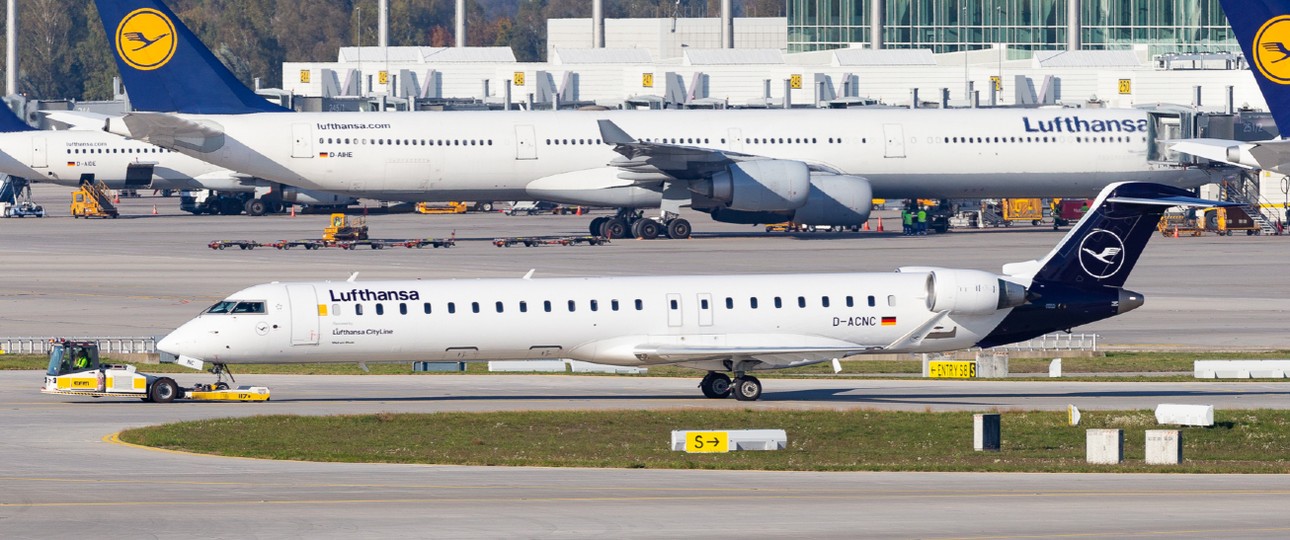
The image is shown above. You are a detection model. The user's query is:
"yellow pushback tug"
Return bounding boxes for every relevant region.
[40,340,268,403]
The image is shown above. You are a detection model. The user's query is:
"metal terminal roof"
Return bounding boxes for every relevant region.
[1033,50,1143,68]
[683,49,784,65]
[553,48,653,64]
[832,48,937,66]
[337,47,518,64]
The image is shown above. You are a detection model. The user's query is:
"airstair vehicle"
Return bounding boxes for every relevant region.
[70,180,119,218]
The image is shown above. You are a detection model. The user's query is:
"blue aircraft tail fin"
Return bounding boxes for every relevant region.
[979,182,1234,348]
[1027,182,1229,289]
[0,104,36,133]
[92,0,289,114]
[1219,0,1290,134]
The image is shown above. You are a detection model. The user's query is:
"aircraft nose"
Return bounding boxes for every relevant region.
[157,324,198,356]
[1117,289,1145,314]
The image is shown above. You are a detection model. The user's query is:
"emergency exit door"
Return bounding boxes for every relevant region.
[291,123,313,158]
[883,124,906,158]
[286,284,320,345]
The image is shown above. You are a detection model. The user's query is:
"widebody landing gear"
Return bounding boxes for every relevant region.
[590,208,692,240]
[698,371,762,401]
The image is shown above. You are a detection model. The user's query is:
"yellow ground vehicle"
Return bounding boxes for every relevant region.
[40,340,269,403]
[415,201,468,214]
[1002,198,1044,224]
[322,213,368,241]
[70,181,119,218]
[1158,207,1260,236]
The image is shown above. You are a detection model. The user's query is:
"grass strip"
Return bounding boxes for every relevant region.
[7,351,1290,376]
[119,409,1290,473]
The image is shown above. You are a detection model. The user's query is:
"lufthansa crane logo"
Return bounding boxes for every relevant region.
[1254,15,1290,85]
[1078,228,1126,280]
[115,8,176,71]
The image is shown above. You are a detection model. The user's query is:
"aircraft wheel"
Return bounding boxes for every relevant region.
[589,217,608,236]
[633,219,660,239]
[699,372,732,399]
[731,376,762,401]
[149,377,180,403]
[244,198,268,216]
[665,218,692,239]
[600,218,628,239]
[215,382,230,391]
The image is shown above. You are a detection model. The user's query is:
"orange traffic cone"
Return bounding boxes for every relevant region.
[151,204,157,215]
[290,206,296,218]
[876,217,885,232]
[575,206,582,216]
[863,220,870,231]
[113,193,120,204]
[1172,225,1179,238]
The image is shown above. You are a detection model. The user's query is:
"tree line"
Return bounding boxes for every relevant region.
[2,0,784,101]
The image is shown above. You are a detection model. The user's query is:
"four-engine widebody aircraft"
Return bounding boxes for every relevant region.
[158,182,1228,401]
[91,0,1228,238]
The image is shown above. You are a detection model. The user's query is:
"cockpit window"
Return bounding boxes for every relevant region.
[205,300,265,314]
[231,301,266,314]
[205,301,237,314]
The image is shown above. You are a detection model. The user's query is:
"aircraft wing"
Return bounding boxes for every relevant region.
[1172,138,1290,174]
[597,119,843,184]
[39,110,112,131]
[632,344,877,367]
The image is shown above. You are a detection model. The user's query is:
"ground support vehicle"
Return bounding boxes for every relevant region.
[70,181,119,218]
[1,200,44,217]
[39,340,269,403]
[416,201,468,214]
[493,236,610,247]
[323,213,368,241]
[208,240,264,250]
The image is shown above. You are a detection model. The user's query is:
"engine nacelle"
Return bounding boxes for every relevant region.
[280,186,358,206]
[701,160,810,211]
[900,267,1027,316]
[790,174,873,226]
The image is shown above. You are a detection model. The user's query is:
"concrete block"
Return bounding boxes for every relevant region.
[975,352,1009,378]
[566,360,647,374]
[1195,360,1290,379]
[1155,404,1214,427]
[488,360,567,372]
[1086,429,1123,464]
[670,429,787,451]
[1049,358,1062,378]
[974,413,1001,451]
[1145,429,1183,465]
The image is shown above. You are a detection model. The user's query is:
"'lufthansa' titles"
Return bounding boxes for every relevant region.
[329,289,421,302]
[1022,116,1148,134]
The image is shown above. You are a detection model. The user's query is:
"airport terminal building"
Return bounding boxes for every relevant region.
[788,0,1236,54]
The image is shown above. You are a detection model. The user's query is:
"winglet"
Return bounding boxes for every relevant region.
[597,119,636,145]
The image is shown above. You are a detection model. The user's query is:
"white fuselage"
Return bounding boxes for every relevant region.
[0,129,239,191]
[158,272,1008,372]
[160,108,1217,203]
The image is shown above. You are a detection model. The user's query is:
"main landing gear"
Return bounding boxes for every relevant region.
[699,371,763,401]
[589,208,692,240]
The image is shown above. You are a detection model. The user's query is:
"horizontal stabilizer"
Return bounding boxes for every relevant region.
[40,110,111,131]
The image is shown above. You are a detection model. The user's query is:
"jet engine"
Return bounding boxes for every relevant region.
[900,267,1028,315]
[697,160,810,211]
[791,174,872,226]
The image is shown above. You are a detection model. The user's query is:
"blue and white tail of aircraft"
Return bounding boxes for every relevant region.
[1220,0,1290,134]
[0,104,36,133]
[93,0,289,114]
[978,182,1235,347]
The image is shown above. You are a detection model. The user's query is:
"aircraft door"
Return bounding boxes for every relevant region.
[286,284,320,346]
[31,137,47,168]
[515,125,538,160]
[291,123,314,158]
[882,124,906,158]
[666,293,683,327]
[697,293,714,327]
[727,128,744,152]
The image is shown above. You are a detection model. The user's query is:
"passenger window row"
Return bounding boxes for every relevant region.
[546,138,604,145]
[320,137,492,146]
[340,298,648,317]
[67,147,172,154]
[724,294,886,310]
[944,135,1144,144]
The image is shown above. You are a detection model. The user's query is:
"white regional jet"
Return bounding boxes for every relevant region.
[91,0,1228,238]
[158,182,1226,401]
[0,104,353,215]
